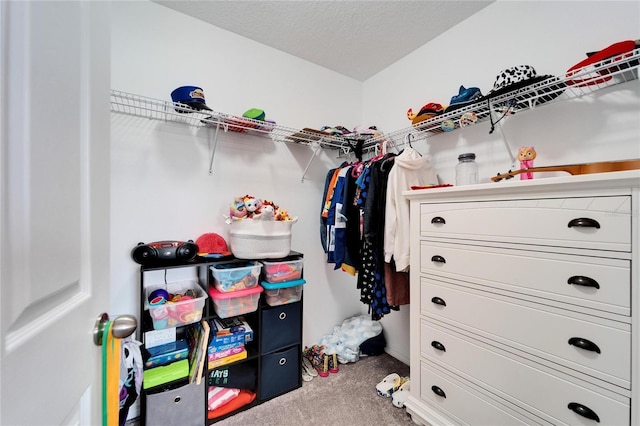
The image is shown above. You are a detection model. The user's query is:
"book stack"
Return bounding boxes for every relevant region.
[185,320,210,385]
[208,316,254,369]
[143,319,210,390]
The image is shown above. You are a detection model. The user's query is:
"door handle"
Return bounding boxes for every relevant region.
[93,313,137,346]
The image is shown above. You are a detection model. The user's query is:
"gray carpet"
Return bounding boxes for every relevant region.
[215,353,415,426]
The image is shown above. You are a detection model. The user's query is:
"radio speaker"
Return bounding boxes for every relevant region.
[131,240,198,265]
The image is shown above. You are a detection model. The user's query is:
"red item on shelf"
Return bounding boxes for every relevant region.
[207,389,256,420]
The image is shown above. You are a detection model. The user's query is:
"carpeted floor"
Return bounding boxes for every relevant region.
[214,352,415,426]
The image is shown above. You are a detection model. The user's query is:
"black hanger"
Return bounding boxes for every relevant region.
[346,138,364,162]
[405,133,414,148]
[404,133,422,156]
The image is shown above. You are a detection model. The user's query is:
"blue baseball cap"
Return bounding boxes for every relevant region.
[170,86,212,111]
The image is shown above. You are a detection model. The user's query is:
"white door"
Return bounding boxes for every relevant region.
[1,1,111,425]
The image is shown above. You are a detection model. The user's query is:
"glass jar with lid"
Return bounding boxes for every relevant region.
[455,153,478,185]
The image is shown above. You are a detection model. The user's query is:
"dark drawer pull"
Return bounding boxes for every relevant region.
[431,255,446,264]
[568,402,600,423]
[568,276,600,289]
[568,218,600,229]
[431,216,446,224]
[431,297,446,307]
[431,385,446,398]
[431,341,446,352]
[568,337,601,354]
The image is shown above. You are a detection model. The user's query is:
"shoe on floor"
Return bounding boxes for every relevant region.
[302,357,318,377]
[392,379,410,408]
[328,353,339,374]
[376,373,400,398]
[302,368,314,382]
[315,354,329,377]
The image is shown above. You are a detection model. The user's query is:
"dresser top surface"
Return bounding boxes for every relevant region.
[405,170,640,202]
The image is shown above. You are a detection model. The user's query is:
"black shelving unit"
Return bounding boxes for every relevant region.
[138,251,304,425]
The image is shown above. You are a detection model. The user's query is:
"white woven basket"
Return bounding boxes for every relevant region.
[228,217,298,259]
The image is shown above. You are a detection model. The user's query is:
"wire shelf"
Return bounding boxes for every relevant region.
[364,48,640,153]
[111,48,639,170]
[110,90,350,150]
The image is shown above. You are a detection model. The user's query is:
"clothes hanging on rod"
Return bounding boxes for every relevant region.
[384,147,438,273]
[320,152,401,320]
[320,145,439,317]
[358,153,397,319]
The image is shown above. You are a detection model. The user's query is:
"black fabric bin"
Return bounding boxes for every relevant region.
[260,301,301,354]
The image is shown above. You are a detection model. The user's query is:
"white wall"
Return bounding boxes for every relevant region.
[365,0,640,363]
[111,0,640,365]
[110,1,365,348]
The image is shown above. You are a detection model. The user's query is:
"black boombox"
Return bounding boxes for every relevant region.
[131,240,198,265]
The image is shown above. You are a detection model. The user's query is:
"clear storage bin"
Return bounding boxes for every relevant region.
[261,279,306,307]
[145,280,207,330]
[260,259,303,283]
[208,285,263,319]
[210,261,261,293]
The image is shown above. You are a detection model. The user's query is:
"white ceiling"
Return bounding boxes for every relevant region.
[152,1,494,81]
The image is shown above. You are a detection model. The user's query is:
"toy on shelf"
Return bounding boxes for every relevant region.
[243,195,262,218]
[459,112,478,127]
[229,196,248,219]
[518,146,537,180]
[228,195,294,222]
[225,195,298,259]
[256,202,275,220]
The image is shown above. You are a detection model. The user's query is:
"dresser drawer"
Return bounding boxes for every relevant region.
[420,278,631,388]
[420,241,631,316]
[420,197,631,252]
[420,321,630,425]
[418,361,539,426]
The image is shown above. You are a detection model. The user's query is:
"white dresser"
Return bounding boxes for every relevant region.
[404,171,640,426]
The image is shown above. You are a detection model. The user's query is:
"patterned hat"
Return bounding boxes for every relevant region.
[482,65,565,109]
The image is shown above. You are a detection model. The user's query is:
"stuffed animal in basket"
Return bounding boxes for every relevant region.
[243,195,262,218]
[227,195,295,222]
[255,203,275,220]
[275,208,292,221]
[229,196,248,219]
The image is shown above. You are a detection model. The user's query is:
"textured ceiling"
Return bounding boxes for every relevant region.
[152,1,494,81]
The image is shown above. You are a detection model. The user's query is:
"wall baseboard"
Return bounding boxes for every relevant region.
[384,347,409,366]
